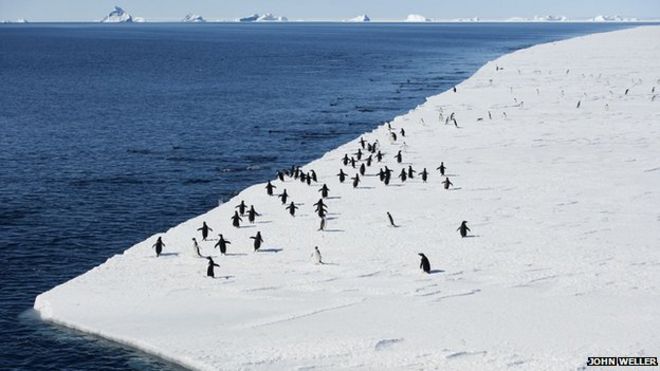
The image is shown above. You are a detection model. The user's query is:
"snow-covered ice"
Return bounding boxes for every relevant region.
[405,14,430,23]
[35,26,660,370]
[182,14,206,23]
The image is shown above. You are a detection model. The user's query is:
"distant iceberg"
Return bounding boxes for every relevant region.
[533,15,568,22]
[101,6,133,23]
[3,18,28,23]
[183,14,206,23]
[347,14,370,22]
[237,13,287,22]
[592,15,637,22]
[453,16,480,22]
[405,14,430,22]
[133,17,146,23]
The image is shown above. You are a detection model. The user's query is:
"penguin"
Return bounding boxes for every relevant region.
[319,184,330,198]
[457,221,471,238]
[248,205,260,223]
[359,137,366,149]
[234,201,247,215]
[407,165,416,179]
[390,132,398,142]
[276,170,285,182]
[400,128,405,137]
[192,238,203,258]
[342,154,349,166]
[337,169,347,183]
[197,222,213,241]
[418,253,431,273]
[294,167,301,179]
[306,176,311,186]
[352,173,360,188]
[436,162,446,176]
[313,199,328,217]
[398,168,407,182]
[310,170,318,182]
[395,150,402,163]
[387,212,397,227]
[365,155,373,167]
[300,173,307,183]
[356,148,363,161]
[378,168,385,181]
[453,86,457,93]
[350,157,356,168]
[311,246,323,264]
[376,151,384,162]
[286,201,298,216]
[215,234,230,255]
[576,100,581,109]
[384,174,391,185]
[152,236,165,257]
[279,189,289,204]
[251,231,264,251]
[318,217,326,231]
[453,118,459,128]
[624,88,629,95]
[231,211,242,228]
[359,163,366,176]
[442,177,453,190]
[265,181,276,196]
[420,168,428,182]
[206,257,220,278]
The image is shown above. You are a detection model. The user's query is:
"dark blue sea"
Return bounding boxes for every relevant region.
[0,22,634,369]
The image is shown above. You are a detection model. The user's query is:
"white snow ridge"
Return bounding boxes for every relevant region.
[405,14,431,22]
[34,26,660,370]
[182,14,206,23]
[347,14,370,22]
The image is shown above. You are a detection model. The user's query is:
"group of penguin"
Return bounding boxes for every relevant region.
[152,114,473,277]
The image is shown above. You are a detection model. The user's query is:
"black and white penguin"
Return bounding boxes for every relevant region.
[356,148,363,161]
[306,175,312,186]
[276,170,285,182]
[265,181,277,196]
[350,157,356,168]
[231,211,242,228]
[251,231,264,251]
[398,168,407,182]
[395,150,402,163]
[407,165,415,179]
[418,253,431,273]
[390,132,398,142]
[420,168,428,182]
[279,189,289,204]
[197,222,213,241]
[310,170,318,182]
[387,212,397,227]
[352,173,360,188]
[206,257,220,278]
[235,200,247,216]
[376,150,384,162]
[359,163,366,176]
[248,205,260,223]
[400,128,406,137]
[286,201,298,216]
[442,177,453,190]
[214,234,230,255]
[342,154,349,166]
[311,246,323,264]
[452,86,457,93]
[378,168,385,181]
[337,169,347,183]
[365,155,373,167]
[359,137,366,149]
[152,236,165,257]
[318,217,326,231]
[457,221,471,238]
[192,238,203,258]
[319,184,330,198]
[436,162,446,176]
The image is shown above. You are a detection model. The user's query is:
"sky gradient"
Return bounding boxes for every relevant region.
[1,0,659,22]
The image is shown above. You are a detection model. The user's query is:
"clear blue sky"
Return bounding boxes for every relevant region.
[1,0,658,21]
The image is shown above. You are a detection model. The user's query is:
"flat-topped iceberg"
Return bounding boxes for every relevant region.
[101,6,133,23]
[183,14,206,23]
[533,15,568,22]
[592,14,638,22]
[405,14,430,22]
[347,14,370,22]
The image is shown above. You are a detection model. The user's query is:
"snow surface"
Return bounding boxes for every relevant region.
[405,14,430,23]
[347,15,370,22]
[100,6,133,23]
[35,26,660,370]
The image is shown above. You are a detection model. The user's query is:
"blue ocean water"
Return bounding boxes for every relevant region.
[0,22,633,369]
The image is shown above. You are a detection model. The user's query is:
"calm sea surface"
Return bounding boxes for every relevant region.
[0,22,632,369]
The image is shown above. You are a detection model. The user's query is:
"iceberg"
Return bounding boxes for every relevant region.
[101,6,133,23]
[405,14,430,22]
[347,14,370,22]
[533,15,568,22]
[238,14,260,22]
[256,13,288,22]
[182,14,206,23]
[592,15,637,22]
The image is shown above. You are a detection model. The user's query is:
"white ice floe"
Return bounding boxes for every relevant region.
[35,26,660,370]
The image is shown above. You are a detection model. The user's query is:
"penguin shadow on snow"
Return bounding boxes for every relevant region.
[257,248,283,253]
[428,269,445,274]
[356,186,375,189]
[463,234,480,238]
[210,275,235,280]
[321,229,344,233]
[326,196,341,200]
[448,187,463,191]
[239,225,257,229]
[154,252,179,257]
[224,253,248,256]
[256,220,272,224]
